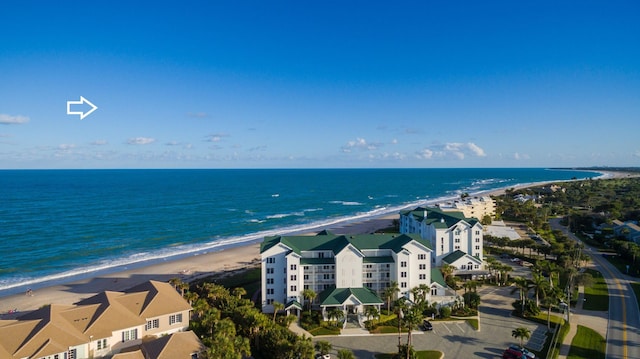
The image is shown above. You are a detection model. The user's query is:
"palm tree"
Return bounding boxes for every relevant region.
[403,306,423,358]
[314,340,332,356]
[440,264,455,283]
[384,281,400,310]
[232,287,247,299]
[272,300,284,322]
[511,277,532,315]
[542,286,564,330]
[328,308,344,326]
[530,273,549,307]
[511,326,531,347]
[364,305,379,324]
[302,288,317,313]
[337,349,356,359]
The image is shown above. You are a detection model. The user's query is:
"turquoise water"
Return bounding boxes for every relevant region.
[0,168,597,294]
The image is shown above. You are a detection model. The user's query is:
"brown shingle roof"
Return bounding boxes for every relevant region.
[143,331,204,359]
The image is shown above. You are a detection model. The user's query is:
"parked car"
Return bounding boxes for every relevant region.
[420,319,433,331]
[511,257,521,262]
[502,348,525,359]
[509,345,536,358]
[315,354,331,359]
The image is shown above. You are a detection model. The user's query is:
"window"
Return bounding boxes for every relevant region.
[475,238,480,242]
[146,319,159,330]
[290,285,297,292]
[318,252,325,258]
[323,273,331,280]
[440,245,444,251]
[366,272,373,278]
[419,274,426,280]
[304,284,309,289]
[431,288,437,295]
[475,230,480,235]
[474,265,479,269]
[267,278,274,284]
[267,257,275,264]
[461,265,466,270]
[401,282,407,288]
[454,245,460,250]
[169,313,183,325]
[266,288,274,295]
[267,298,273,305]
[401,272,407,278]
[401,261,407,267]
[454,238,460,243]
[290,264,297,270]
[96,339,107,350]
[266,268,274,274]
[323,265,330,270]
[303,274,309,280]
[304,266,309,270]
[418,254,426,260]
[67,349,77,359]
[475,245,480,250]
[290,274,297,281]
[122,329,138,342]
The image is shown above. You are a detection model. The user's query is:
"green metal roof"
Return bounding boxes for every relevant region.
[260,232,430,255]
[285,300,303,310]
[300,257,335,265]
[401,206,479,228]
[317,286,383,306]
[431,268,447,287]
[442,250,468,264]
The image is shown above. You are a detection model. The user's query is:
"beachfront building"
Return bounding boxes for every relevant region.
[436,196,495,220]
[260,232,434,319]
[399,206,484,273]
[0,281,200,359]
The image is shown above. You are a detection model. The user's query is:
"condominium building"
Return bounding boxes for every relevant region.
[260,232,433,316]
[399,206,484,272]
[436,196,495,219]
[0,281,199,359]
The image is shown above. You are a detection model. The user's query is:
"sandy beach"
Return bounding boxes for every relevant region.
[1,169,634,318]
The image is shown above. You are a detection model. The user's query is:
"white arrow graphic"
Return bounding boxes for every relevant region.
[66,96,98,120]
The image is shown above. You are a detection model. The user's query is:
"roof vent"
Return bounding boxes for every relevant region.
[440,217,445,223]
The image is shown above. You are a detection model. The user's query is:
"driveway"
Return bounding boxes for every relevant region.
[318,285,544,358]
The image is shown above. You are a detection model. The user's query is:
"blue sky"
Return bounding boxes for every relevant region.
[1,1,639,169]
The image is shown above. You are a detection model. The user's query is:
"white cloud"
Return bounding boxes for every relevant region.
[513,152,530,160]
[341,137,383,153]
[634,150,640,158]
[58,144,76,150]
[0,114,29,125]
[91,140,108,146]
[206,133,229,142]
[416,142,487,160]
[127,137,155,145]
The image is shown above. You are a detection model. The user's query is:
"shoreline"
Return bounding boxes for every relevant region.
[1,169,631,317]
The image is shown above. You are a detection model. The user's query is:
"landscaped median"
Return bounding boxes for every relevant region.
[567,325,605,359]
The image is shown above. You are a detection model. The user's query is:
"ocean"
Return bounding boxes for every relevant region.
[0,168,598,295]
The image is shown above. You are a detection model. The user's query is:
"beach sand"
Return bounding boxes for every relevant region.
[1,169,634,318]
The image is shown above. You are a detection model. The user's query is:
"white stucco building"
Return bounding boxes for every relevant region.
[260,232,439,317]
[436,196,495,219]
[399,206,484,274]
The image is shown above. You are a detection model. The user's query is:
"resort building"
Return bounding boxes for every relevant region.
[436,196,495,220]
[399,206,484,273]
[0,281,200,359]
[260,232,437,318]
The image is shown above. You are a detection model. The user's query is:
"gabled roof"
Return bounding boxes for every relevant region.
[261,233,430,255]
[123,280,193,319]
[142,331,204,359]
[317,286,384,307]
[431,268,447,287]
[442,250,482,265]
[285,300,303,310]
[74,291,145,337]
[441,250,468,264]
[400,206,480,228]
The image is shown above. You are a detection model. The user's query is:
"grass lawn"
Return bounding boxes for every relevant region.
[375,351,442,359]
[583,269,609,311]
[605,255,639,278]
[308,326,341,336]
[567,325,605,359]
[466,318,479,330]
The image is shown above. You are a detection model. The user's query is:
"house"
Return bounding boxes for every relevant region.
[113,331,204,359]
[260,232,433,319]
[399,206,484,273]
[0,281,199,359]
[614,220,640,244]
[436,196,495,219]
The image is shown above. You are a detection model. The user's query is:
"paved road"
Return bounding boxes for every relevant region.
[318,285,543,359]
[550,219,640,359]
